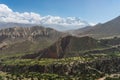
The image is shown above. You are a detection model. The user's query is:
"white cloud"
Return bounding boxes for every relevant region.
[89,23,96,26]
[0,4,91,30]
[0,4,12,13]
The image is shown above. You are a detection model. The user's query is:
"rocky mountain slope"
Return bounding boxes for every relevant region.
[22,35,106,59]
[0,26,63,54]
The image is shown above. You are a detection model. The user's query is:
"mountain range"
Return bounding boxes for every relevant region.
[71,16,120,38]
[0,16,120,58]
[21,15,120,59]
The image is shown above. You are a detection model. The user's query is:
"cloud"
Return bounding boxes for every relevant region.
[89,23,97,26]
[0,4,12,13]
[0,4,91,29]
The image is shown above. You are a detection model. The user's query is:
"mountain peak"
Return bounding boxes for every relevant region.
[22,35,103,59]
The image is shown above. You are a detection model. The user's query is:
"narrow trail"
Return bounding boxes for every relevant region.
[97,74,120,80]
[97,77,106,80]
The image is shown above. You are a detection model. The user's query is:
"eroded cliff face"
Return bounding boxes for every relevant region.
[0,26,63,54]
[0,26,62,42]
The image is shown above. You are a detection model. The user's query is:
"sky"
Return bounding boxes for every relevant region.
[0,0,120,30]
[0,0,120,23]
